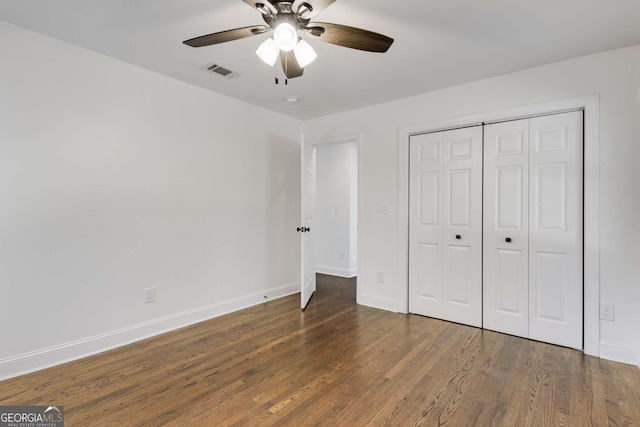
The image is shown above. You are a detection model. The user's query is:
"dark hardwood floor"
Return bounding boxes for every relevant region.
[1,274,639,426]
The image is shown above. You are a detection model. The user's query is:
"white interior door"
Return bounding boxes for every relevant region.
[409,126,483,327]
[528,111,583,349]
[301,142,316,309]
[483,119,530,337]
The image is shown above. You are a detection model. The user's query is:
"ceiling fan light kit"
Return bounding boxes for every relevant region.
[183,0,394,79]
[256,37,279,66]
[293,39,317,68]
[273,23,298,51]
[256,35,316,68]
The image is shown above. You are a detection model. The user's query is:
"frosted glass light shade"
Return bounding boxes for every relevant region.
[256,38,279,66]
[293,40,317,68]
[273,23,298,52]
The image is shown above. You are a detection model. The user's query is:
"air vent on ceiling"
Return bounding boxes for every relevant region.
[202,62,241,79]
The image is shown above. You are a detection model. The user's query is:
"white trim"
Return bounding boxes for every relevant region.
[0,282,300,381]
[398,94,600,357]
[599,342,640,367]
[359,293,399,313]
[313,134,362,147]
[300,131,306,308]
[357,138,363,307]
[316,265,357,278]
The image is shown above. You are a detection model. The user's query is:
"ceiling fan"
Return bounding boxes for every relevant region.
[183,0,394,79]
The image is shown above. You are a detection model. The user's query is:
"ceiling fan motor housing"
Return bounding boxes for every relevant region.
[259,1,311,29]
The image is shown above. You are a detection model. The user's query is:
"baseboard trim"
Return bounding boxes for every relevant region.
[358,293,399,313]
[0,282,300,381]
[599,341,640,367]
[316,265,357,278]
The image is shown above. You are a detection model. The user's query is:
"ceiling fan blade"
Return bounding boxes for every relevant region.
[183,25,270,48]
[292,0,336,18]
[306,22,393,52]
[280,51,304,79]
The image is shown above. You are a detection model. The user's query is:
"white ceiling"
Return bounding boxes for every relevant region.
[2,0,640,120]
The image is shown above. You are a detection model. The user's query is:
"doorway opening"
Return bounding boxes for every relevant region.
[315,142,358,281]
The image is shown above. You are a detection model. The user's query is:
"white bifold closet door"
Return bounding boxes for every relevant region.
[409,127,483,327]
[483,111,583,349]
[482,118,530,337]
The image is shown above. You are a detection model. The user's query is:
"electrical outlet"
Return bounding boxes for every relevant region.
[600,304,614,321]
[377,272,385,283]
[339,251,345,260]
[144,287,156,304]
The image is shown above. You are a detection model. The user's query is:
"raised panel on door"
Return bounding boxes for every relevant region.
[494,249,526,312]
[483,119,529,337]
[446,244,471,303]
[409,132,444,317]
[419,172,439,225]
[442,127,483,327]
[417,243,440,301]
[528,111,583,349]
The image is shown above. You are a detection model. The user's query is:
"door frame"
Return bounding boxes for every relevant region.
[397,94,600,357]
[303,133,362,302]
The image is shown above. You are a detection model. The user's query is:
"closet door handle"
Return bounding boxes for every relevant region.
[455,234,461,240]
[505,237,512,243]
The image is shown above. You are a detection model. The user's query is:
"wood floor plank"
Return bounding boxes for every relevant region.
[600,357,640,426]
[1,273,639,426]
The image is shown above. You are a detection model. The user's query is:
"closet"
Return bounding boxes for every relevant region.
[408,111,583,349]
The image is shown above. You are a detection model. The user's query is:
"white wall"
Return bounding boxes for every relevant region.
[304,45,640,366]
[315,143,357,278]
[0,21,302,379]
